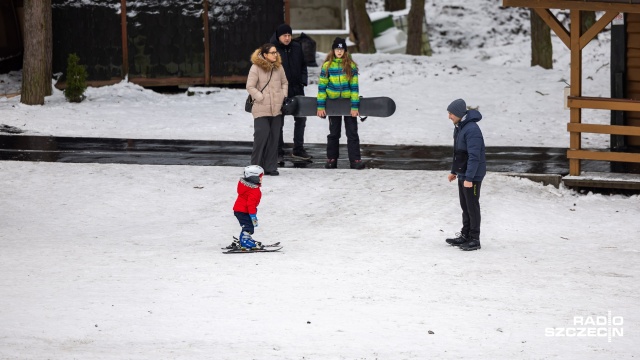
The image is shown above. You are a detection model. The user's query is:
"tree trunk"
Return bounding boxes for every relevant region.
[385,0,405,12]
[581,11,596,35]
[44,0,52,96]
[530,9,552,69]
[347,0,376,53]
[21,0,47,105]
[406,0,426,55]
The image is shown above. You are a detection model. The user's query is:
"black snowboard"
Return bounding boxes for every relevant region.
[290,96,396,118]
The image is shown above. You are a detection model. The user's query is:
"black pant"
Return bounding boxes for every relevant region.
[278,116,307,154]
[252,115,282,172]
[234,211,254,234]
[458,178,482,240]
[327,115,361,161]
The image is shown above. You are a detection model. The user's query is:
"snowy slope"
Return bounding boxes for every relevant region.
[0,162,638,359]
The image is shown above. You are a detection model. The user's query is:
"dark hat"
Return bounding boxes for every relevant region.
[332,37,347,50]
[276,24,292,37]
[447,99,467,118]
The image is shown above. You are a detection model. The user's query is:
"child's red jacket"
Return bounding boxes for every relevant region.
[232,178,261,215]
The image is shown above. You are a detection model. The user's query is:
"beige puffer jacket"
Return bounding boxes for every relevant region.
[246,48,288,119]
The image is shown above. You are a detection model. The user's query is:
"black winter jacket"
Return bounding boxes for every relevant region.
[270,33,308,97]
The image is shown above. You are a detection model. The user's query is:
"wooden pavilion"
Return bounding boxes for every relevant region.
[503,0,640,176]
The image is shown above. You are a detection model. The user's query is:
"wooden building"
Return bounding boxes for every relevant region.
[503,0,640,176]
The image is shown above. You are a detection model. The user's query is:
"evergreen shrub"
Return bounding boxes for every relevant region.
[64,53,87,103]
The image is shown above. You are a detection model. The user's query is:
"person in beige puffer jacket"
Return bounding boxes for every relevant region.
[246,43,288,176]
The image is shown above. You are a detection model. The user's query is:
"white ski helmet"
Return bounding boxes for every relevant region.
[243,165,264,184]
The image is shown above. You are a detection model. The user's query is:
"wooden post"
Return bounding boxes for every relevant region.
[284,0,290,25]
[203,0,210,86]
[569,10,582,176]
[611,13,626,173]
[121,0,129,78]
[533,8,570,48]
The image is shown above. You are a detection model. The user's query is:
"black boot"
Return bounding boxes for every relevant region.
[446,233,468,246]
[292,148,312,160]
[350,160,365,170]
[460,238,481,251]
[325,159,337,169]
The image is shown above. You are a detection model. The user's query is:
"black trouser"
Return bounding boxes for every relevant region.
[327,115,361,161]
[278,116,307,154]
[252,115,283,172]
[234,211,254,234]
[458,178,482,240]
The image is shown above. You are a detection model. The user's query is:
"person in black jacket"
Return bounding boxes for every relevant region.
[270,24,310,161]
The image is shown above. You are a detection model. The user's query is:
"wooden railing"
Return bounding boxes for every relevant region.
[566,96,640,164]
[568,96,640,111]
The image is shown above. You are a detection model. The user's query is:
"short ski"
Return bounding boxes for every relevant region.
[221,238,281,250]
[223,247,283,254]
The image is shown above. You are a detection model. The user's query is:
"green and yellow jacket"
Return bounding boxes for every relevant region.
[317,58,359,111]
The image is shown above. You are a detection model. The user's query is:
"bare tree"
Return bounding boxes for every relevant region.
[530,9,552,69]
[406,0,426,55]
[21,0,49,105]
[385,0,405,11]
[348,0,376,53]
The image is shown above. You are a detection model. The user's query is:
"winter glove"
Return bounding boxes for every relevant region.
[250,214,258,227]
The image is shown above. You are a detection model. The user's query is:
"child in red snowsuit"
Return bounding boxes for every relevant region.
[228,165,264,250]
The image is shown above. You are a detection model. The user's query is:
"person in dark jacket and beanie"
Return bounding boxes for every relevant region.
[269,24,310,162]
[445,98,486,251]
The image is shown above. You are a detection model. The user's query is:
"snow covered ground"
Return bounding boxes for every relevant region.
[1,1,639,359]
[0,162,638,359]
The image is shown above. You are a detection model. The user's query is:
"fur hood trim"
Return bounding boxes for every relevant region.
[240,177,260,188]
[250,49,282,72]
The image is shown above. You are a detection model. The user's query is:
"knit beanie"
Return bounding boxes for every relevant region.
[447,99,467,118]
[332,37,347,50]
[276,24,292,37]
